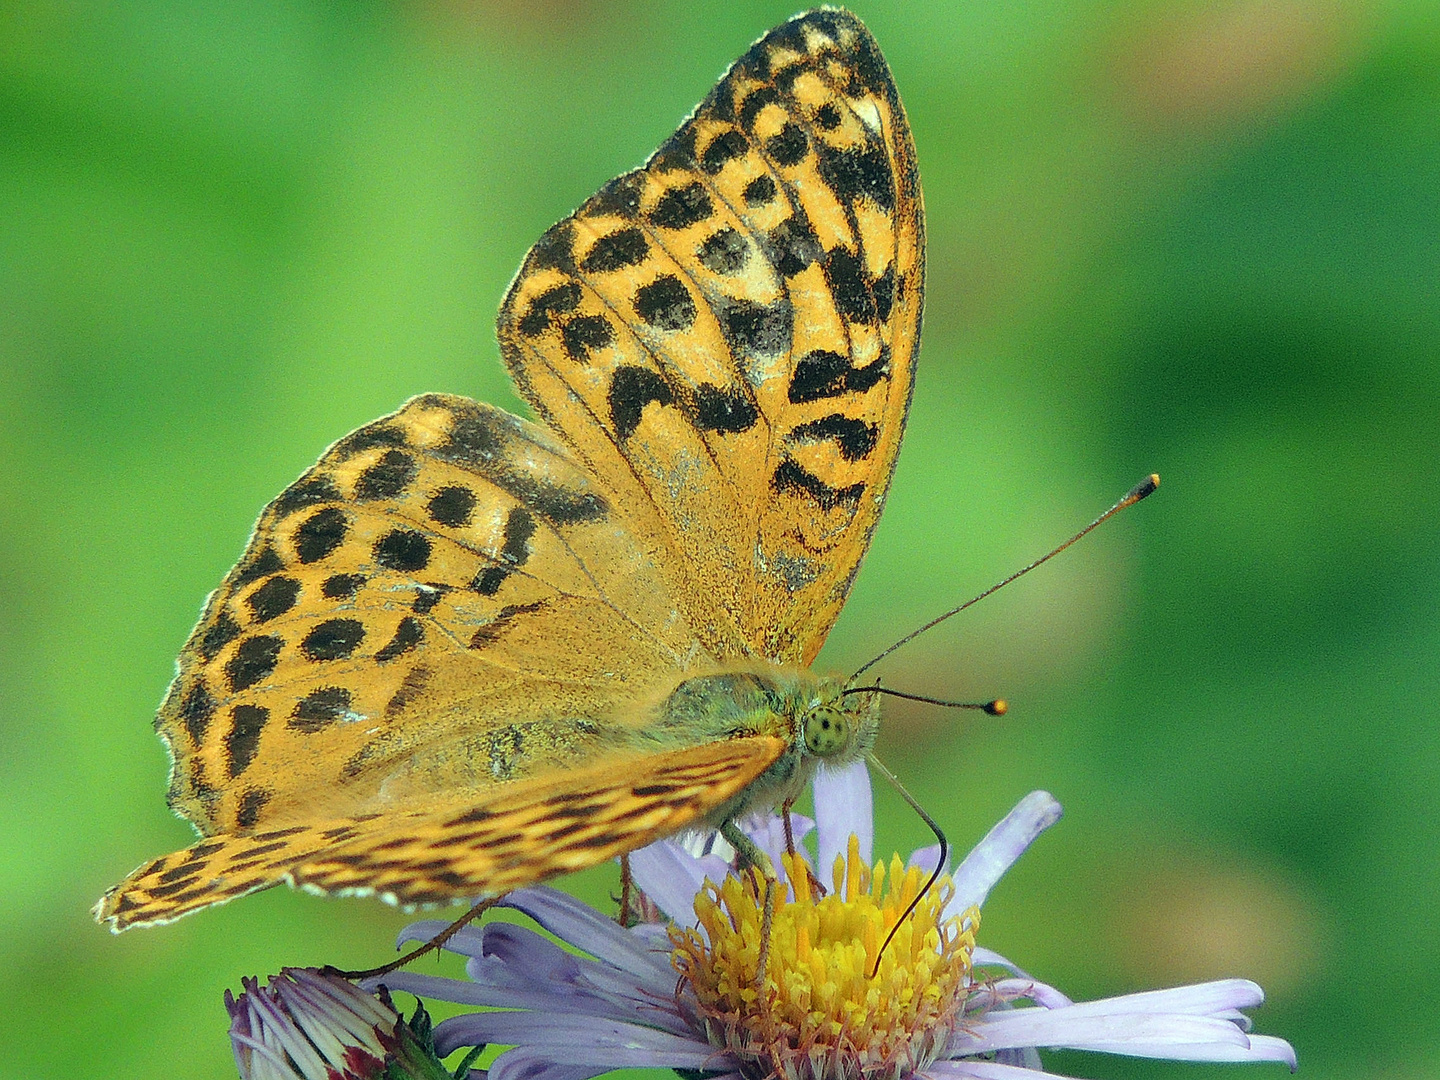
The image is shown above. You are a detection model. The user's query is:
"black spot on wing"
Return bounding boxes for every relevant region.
[199,611,241,662]
[375,616,424,663]
[744,175,778,206]
[294,508,349,564]
[178,681,215,743]
[790,414,878,461]
[772,459,865,512]
[302,619,365,661]
[472,566,507,596]
[427,485,476,528]
[814,102,841,130]
[650,124,699,173]
[788,347,889,404]
[765,215,823,278]
[386,665,431,717]
[561,315,614,363]
[609,366,675,440]
[635,275,696,331]
[700,128,748,178]
[701,128,748,175]
[354,450,417,501]
[873,264,897,324]
[766,122,809,167]
[236,789,271,829]
[437,407,500,465]
[500,507,536,565]
[333,424,407,460]
[649,183,713,230]
[469,601,544,650]
[271,475,341,519]
[581,228,649,273]
[527,220,577,273]
[518,282,582,337]
[693,385,759,434]
[816,143,894,211]
[225,636,283,693]
[322,573,365,600]
[718,298,792,360]
[584,172,644,219]
[824,247,876,324]
[412,585,446,614]
[291,686,352,732]
[232,546,285,590]
[246,576,300,623]
[225,704,268,778]
[374,529,431,572]
[697,228,749,275]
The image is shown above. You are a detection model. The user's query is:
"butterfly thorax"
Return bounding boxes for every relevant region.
[642,664,879,826]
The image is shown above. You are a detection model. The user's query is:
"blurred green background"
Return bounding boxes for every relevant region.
[2,0,1437,1077]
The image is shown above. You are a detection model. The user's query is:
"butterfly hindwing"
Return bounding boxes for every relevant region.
[499,9,922,667]
[97,736,786,930]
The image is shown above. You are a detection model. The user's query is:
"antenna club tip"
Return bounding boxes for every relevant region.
[1123,472,1157,506]
[985,699,1008,716]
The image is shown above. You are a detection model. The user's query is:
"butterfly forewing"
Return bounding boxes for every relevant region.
[500,9,922,666]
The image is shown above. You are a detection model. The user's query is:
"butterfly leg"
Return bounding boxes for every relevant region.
[720,819,774,877]
[329,895,501,981]
[617,853,634,927]
[781,797,828,898]
[721,819,781,996]
[755,874,777,995]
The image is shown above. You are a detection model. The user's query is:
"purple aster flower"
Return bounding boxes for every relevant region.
[226,965,468,1080]
[369,768,1296,1080]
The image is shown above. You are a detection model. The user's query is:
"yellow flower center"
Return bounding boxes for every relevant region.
[670,836,979,1080]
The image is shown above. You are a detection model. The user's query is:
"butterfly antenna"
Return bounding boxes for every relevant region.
[843,684,1007,715]
[864,752,947,980]
[849,474,1159,684]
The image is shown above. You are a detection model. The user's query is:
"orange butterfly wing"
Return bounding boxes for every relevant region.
[98,736,784,930]
[499,8,923,666]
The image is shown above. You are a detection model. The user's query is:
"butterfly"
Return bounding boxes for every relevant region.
[97,6,922,931]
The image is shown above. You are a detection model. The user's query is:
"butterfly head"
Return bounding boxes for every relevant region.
[796,677,879,767]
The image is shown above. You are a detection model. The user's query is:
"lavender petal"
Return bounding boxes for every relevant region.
[986,976,1075,1011]
[393,920,488,958]
[954,1011,1254,1057]
[498,888,674,987]
[629,839,727,925]
[946,792,1062,917]
[1026,980,1265,1019]
[926,1060,1064,1080]
[487,1049,608,1080]
[814,759,873,874]
[909,843,944,876]
[433,1012,716,1064]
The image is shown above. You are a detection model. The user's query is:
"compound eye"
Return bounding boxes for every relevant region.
[804,707,850,756]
